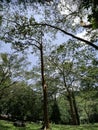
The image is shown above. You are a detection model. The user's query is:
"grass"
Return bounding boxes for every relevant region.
[51,124,98,130]
[0,120,41,130]
[0,120,98,130]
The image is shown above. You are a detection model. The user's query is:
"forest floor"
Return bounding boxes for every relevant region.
[0,120,98,130]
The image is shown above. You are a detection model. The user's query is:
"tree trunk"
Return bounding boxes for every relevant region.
[71,91,80,125]
[84,104,90,124]
[67,90,76,125]
[63,72,78,125]
[40,43,49,130]
[67,89,80,125]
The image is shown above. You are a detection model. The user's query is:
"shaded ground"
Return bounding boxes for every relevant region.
[0,120,98,130]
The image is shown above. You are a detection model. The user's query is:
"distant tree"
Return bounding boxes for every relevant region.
[78,58,98,123]
[0,52,29,99]
[80,59,98,90]
[46,39,97,125]
[0,82,38,121]
[50,100,61,124]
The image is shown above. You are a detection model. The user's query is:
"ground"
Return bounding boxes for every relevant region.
[0,120,98,130]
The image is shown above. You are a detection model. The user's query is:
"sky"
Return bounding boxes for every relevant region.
[0,42,37,67]
[0,42,12,53]
[0,31,70,69]
[0,2,60,67]
[0,1,96,69]
[0,1,71,67]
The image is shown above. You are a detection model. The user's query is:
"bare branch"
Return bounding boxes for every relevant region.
[31,23,98,50]
[27,38,41,50]
[2,17,98,50]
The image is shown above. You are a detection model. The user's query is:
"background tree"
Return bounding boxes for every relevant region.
[0,12,51,129]
[50,100,61,124]
[0,81,42,122]
[45,39,97,125]
[78,57,98,123]
[0,52,29,99]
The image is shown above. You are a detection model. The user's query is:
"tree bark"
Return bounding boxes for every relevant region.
[40,42,49,130]
[67,89,80,125]
[71,91,80,125]
[67,90,77,125]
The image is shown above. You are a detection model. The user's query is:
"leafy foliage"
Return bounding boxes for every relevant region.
[50,101,61,124]
[0,82,43,121]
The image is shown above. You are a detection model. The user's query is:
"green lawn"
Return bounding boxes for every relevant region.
[0,120,98,130]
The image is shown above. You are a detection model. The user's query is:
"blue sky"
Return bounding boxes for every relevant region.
[0,42,37,67]
[1,2,97,69]
[0,31,70,69]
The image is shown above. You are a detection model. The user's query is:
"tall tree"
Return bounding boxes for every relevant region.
[50,100,61,124]
[0,52,29,99]
[46,40,97,125]
[0,13,50,129]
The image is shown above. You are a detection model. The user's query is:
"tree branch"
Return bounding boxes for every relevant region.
[2,17,98,49]
[27,38,41,50]
[32,23,98,50]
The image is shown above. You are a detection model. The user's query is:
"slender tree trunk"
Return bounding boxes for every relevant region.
[63,71,77,125]
[72,91,80,125]
[62,68,80,125]
[67,90,76,125]
[40,43,49,130]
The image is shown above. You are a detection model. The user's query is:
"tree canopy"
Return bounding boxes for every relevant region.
[0,0,98,129]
